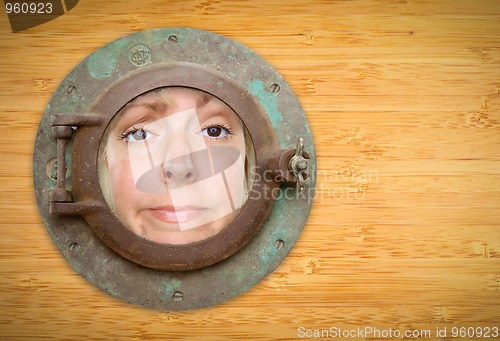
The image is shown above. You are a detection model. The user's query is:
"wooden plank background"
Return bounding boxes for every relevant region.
[1,0,499,339]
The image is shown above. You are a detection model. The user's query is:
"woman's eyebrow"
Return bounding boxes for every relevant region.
[196,93,214,108]
[122,99,168,117]
[114,100,167,128]
[142,100,168,112]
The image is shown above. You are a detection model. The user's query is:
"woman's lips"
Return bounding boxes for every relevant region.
[149,205,207,224]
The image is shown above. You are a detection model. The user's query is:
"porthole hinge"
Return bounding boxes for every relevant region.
[49,200,106,215]
[49,114,105,215]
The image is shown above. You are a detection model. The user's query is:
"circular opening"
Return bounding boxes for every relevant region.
[98,86,255,245]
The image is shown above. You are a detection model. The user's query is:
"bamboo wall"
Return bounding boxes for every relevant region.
[1,1,499,339]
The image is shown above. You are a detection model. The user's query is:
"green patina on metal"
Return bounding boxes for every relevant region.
[87,51,117,80]
[161,278,182,301]
[247,80,284,130]
[87,38,129,80]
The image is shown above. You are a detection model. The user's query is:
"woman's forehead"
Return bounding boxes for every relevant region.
[108,87,243,135]
[129,88,215,110]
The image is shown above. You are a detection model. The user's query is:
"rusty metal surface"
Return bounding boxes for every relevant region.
[33,28,316,310]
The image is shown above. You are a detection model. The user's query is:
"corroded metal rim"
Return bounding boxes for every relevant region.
[33,27,316,310]
[69,62,281,271]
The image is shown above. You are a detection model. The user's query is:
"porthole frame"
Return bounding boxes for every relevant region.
[33,28,316,310]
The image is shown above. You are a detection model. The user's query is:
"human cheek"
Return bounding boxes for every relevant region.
[109,159,135,202]
[105,145,138,195]
[230,125,246,154]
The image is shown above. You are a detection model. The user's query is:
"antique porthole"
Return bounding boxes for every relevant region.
[33,28,316,310]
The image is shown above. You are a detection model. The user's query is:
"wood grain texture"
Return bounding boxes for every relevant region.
[1,0,499,340]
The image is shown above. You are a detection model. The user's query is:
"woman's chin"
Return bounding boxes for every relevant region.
[142,228,217,245]
[123,211,238,245]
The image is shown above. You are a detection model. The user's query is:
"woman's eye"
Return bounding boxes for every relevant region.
[124,128,154,142]
[202,125,230,139]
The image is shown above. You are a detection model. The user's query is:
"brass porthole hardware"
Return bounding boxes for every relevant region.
[34,28,316,310]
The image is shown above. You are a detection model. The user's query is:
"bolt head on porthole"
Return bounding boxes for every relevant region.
[33,28,316,310]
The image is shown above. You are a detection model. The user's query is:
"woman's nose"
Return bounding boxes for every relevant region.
[162,153,197,188]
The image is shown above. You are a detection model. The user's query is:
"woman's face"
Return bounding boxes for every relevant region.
[102,87,249,244]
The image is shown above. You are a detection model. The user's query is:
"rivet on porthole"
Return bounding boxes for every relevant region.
[33,28,316,310]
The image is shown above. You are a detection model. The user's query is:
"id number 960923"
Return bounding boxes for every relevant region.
[5,2,53,14]
[451,326,499,338]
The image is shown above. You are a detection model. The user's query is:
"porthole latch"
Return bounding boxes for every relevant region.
[270,137,311,192]
[288,138,311,192]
